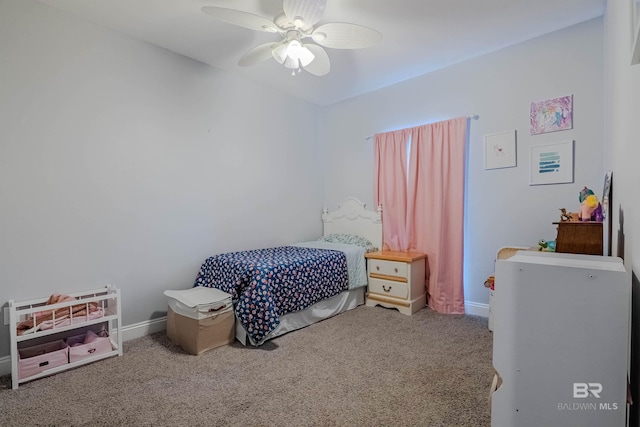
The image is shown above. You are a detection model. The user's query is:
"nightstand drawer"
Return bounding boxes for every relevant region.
[368,277,408,299]
[368,259,408,279]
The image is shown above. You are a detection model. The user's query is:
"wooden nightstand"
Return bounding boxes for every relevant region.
[364,250,427,315]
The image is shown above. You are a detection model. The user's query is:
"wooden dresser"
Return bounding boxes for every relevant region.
[364,250,427,315]
[553,221,603,255]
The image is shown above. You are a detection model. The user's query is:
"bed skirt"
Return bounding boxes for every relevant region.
[235,287,365,346]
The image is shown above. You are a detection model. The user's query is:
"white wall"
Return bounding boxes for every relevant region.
[321,19,604,312]
[604,0,640,273]
[603,2,640,423]
[0,0,614,361]
[0,0,324,357]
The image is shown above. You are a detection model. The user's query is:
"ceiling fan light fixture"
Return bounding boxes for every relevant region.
[283,40,315,67]
[286,40,304,60]
[297,45,315,67]
[272,43,289,64]
[283,55,299,69]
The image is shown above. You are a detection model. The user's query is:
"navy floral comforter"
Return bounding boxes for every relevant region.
[194,246,348,345]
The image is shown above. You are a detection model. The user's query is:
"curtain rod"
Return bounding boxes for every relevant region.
[364,114,479,141]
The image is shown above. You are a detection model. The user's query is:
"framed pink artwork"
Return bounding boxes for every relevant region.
[530,95,573,135]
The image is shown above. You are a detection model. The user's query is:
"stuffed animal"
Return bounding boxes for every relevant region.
[578,187,603,222]
[538,239,556,251]
[559,208,578,221]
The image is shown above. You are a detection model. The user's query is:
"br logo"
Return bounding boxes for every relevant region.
[573,383,603,398]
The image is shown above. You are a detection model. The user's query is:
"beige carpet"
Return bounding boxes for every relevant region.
[0,305,493,426]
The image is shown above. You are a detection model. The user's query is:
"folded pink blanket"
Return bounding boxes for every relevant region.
[16,294,103,336]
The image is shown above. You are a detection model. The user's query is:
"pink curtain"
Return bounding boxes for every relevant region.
[374,118,467,314]
[407,118,467,314]
[374,129,410,251]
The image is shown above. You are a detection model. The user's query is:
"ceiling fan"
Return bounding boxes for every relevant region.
[201,0,382,76]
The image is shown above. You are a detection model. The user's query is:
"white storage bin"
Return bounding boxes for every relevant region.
[164,286,234,355]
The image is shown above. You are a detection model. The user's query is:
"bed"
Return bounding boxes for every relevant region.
[193,197,382,346]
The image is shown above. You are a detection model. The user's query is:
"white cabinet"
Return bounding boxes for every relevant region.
[9,285,123,389]
[491,251,631,427]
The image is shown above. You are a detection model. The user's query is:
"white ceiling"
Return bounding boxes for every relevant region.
[36,0,606,106]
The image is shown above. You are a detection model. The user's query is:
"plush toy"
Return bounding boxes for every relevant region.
[538,239,556,251]
[559,208,578,222]
[578,187,603,222]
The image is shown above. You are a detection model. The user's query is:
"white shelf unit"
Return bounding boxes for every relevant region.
[9,285,123,389]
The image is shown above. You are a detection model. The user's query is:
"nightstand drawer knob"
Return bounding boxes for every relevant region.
[382,285,392,293]
[376,266,380,271]
[394,268,398,273]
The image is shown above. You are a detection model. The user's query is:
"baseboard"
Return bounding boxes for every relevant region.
[0,317,168,378]
[120,316,167,341]
[465,301,489,318]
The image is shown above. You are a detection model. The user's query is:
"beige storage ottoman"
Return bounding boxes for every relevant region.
[164,287,234,355]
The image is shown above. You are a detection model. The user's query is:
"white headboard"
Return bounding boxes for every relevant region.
[322,197,383,250]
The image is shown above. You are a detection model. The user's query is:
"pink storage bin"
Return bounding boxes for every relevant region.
[66,330,112,363]
[18,340,69,379]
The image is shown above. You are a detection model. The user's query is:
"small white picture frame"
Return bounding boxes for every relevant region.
[530,140,574,185]
[484,130,517,170]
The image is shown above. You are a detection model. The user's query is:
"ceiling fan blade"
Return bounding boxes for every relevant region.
[239,43,281,66]
[201,6,279,33]
[302,44,330,76]
[312,23,382,49]
[283,0,327,28]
